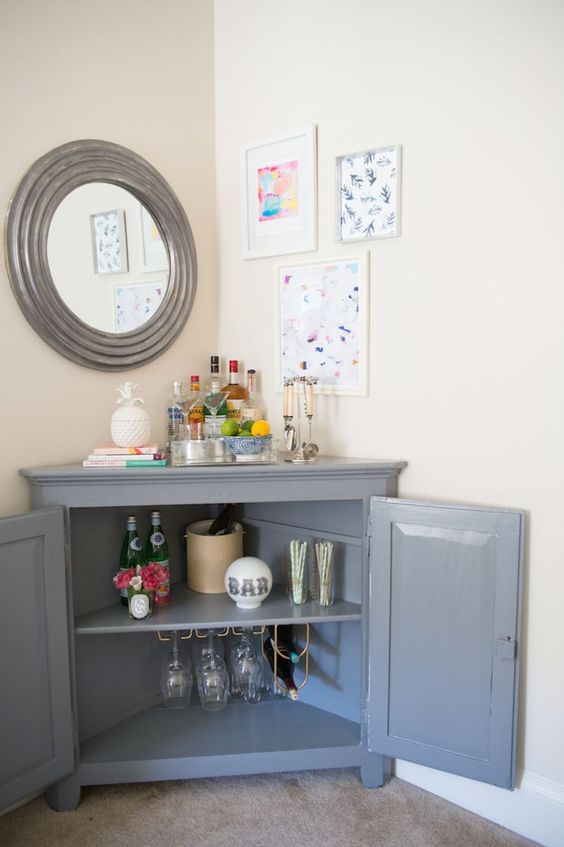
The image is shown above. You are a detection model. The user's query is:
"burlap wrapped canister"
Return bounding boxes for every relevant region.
[186,519,243,593]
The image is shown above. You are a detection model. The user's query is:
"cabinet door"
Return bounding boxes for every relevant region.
[0,509,75,811]
[368,498,523,789]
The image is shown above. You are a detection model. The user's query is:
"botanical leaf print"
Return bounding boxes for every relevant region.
[338,145,399,240]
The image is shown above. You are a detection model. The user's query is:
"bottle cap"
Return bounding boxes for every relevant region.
[191,375,200,383]
[247,368,256,375]
[229,359,239,373]
[210,355,219,374]
[151,510,160,518]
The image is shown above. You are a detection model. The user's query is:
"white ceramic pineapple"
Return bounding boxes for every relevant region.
[111,382,151,447]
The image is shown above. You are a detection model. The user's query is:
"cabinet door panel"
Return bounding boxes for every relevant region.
[368,498,523,789]
[0,509,74,811]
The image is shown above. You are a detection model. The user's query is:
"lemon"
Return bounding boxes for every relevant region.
[221,419,240,436]
[251,419,270,437]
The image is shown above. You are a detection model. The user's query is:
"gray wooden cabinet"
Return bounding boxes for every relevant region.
[0,457,524,812]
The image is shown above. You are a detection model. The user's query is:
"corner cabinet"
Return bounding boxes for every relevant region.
[0,457,524,812]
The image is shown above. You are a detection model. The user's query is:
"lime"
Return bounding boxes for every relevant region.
[221,419,240,436]
[240,420,253,433]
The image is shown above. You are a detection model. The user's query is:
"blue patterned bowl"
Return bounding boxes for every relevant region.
[223,435,272,456]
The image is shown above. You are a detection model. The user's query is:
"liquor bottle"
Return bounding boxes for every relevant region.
[204,355,228,418]
[264,636,299,700]
[240,369,263,423]
[267,625,300,664]
[145,510,170,606]
[208,503,236,536]
[221,359,248,423]
[187,375,205,435]
[119,515,145,606]
[166,381,186,449]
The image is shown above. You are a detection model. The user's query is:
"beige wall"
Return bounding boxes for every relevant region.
[213,0,564,821]
[0,0,217,515]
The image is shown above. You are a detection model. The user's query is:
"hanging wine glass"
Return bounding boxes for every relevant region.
[230,630,262,704]
[160,631,193,708]
[196,652,230,711]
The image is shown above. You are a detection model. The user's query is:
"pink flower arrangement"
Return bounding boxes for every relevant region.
[113,562,168,594]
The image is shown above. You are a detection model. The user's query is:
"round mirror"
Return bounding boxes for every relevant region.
[5,140,197,370]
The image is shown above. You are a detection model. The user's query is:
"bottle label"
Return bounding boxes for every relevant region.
[168,406,185,421]
[150,532,165,546]
[240,407,260,423]
[130,537,143,552]
[154,560,170,605]
[226,399,244,420]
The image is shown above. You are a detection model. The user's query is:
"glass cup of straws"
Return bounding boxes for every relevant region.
[315,541,335,607]
[288,539,309,605]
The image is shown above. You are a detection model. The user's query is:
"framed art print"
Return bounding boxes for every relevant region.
[114,280,165,332]
[278,254,369,395]
[90,208,128,273]
[140,205,168,272]
[336,144,401,242]
[241,125,317,259]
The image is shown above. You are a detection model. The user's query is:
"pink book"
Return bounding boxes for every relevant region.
[91,443,159,455]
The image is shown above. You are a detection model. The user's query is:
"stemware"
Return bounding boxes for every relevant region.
[160,631,193,708]
[196,653,230,711]
[230,631,263,704]
[203,390,229,419]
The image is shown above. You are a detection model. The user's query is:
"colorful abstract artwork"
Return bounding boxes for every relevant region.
[258,160,299,221]
[241,126,316,258]
[336,144,401,242]
[279,256,369,394]
[114,281,165,333]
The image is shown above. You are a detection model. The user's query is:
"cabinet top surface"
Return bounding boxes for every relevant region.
[20,454,407,486]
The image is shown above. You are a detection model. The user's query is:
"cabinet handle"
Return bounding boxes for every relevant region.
[496,636,516,660]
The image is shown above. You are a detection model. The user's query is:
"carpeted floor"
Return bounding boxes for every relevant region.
[0,770,538,847]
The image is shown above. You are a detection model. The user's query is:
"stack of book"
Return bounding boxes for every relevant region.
[83,444,167,468]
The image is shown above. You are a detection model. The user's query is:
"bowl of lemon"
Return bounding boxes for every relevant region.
[221,419,272,460]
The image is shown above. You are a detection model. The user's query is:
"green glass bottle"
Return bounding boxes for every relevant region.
[119,515,145,606]
[145,510,170,606]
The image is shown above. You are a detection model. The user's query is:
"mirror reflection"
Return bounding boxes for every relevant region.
[47,183,170,334]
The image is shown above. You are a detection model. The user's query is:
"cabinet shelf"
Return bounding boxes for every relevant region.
[75,583,362,634]
[78,700,362,785]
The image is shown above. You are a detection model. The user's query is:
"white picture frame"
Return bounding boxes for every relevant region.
[114,280,166,332]
[336,144,401,242]
[140,205,168,272]
[277,254,370,395]
[90,208,128,273]
[241,125,317,259]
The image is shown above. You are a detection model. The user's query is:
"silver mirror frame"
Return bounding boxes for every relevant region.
[5,139,197,370]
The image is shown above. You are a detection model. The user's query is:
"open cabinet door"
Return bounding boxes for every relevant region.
[0,509,75,811]
[368,498,523,789]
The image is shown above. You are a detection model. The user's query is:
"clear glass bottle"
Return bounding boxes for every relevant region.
[240,369,263,423]
[119,515,145,606]
[166,380,186,450]
[145,510,170,606]
[221,359,248,423]
[187,374,204,436]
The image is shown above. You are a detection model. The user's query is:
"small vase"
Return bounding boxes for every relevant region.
[128,588,153,619]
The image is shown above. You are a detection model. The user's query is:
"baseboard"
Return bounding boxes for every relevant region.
[394,760,564,847]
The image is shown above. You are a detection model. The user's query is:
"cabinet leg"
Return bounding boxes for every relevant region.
[360,752,392,789]
[46,772,81,811]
